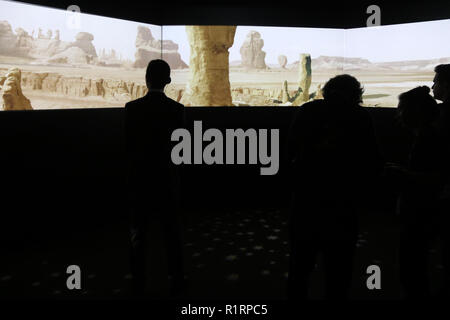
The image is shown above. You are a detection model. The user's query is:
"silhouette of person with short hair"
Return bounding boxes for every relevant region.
[385,86,447,299]
[125,59,186,297]
[432,64,450,298]
[287,74,383,300]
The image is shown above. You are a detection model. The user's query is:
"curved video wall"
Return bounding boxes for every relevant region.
[1,0,449,109]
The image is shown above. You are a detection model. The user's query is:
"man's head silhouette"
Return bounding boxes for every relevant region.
[433,64,450,102]
[397,86,438,130]
[322,74,364,106]
[145,59,171,90]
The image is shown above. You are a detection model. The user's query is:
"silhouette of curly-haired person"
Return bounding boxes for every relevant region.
[384,86,446,299]
[432,64,450,298]
[125,59,186,298]
[287,74,383,300]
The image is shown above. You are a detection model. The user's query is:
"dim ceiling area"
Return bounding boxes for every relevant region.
[16,0,450,29]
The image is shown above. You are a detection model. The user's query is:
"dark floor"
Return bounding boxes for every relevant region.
[0,208,446,300]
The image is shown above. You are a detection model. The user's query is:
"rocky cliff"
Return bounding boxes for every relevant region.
[0,68,149,102]
[0,21,98,65]
[133,26,188,69]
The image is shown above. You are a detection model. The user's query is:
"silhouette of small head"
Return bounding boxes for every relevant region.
[322,74,364,106]
[433,64,450,102]
[397,86,438,129]
[145,59,171,90]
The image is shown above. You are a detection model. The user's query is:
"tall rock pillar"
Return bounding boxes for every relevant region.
[297,53,312,103]
[180,26,237,106]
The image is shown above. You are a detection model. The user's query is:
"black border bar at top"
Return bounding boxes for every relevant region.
[11,0,450,29]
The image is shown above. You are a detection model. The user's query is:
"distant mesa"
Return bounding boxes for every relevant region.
[133,26,188,69]
[240,31,267,69]
[1,68,33,111]
[287,56,374,71]
[374,57,450,71]
[287,55,450,72]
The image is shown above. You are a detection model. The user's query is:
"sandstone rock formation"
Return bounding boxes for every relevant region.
[297,53,312,103]
[30,37,68,59]
[278,55,287,69]
[0,21,19,55]
[0,67,149,102]
[180,26,236,106]
[32,31,96,64]
[134,47,162,68]
[240,31,266,69]
[133,26,187,70]
[281,53,313,106]
[135,26,158,48]
[162,43,189,70]
[15,27,28,37]
[0,21,101,65]
[0,22,37,57]
[1,68,33,110]
[47,47,93,65]
[14,28,34,56]
[69,32,97,57]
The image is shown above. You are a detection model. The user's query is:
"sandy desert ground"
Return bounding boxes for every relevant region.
[0,58,436,110]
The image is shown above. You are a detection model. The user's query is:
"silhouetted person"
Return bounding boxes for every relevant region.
[287,74,382,300]
[433,64,450,298]
[385,86,445,299]
[125,59,186,297]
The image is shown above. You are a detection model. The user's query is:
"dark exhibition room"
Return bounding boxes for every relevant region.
[1,0,450,316]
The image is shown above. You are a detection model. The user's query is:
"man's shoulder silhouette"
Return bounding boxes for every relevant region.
[125,92,185,130]
[438,101,450,128]
[124,91,185,188]
[125,92,184,111]
[298,99,325,112]
[291,99,325,123]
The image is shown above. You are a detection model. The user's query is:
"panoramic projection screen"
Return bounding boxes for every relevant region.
[0,0,162,110]
[1,0,450,110]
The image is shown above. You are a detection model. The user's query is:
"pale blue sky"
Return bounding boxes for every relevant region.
[164,25,345,65]
[1,0,450,64]
[346,19,450,62]
[0,0,160,60]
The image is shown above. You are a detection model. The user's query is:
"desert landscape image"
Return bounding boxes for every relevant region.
[1,0,450,110]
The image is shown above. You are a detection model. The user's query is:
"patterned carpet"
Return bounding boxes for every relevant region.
[0,208,446,299]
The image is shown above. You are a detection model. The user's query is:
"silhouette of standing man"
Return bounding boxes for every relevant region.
[125,59,186,297]
[432,64,450,298]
